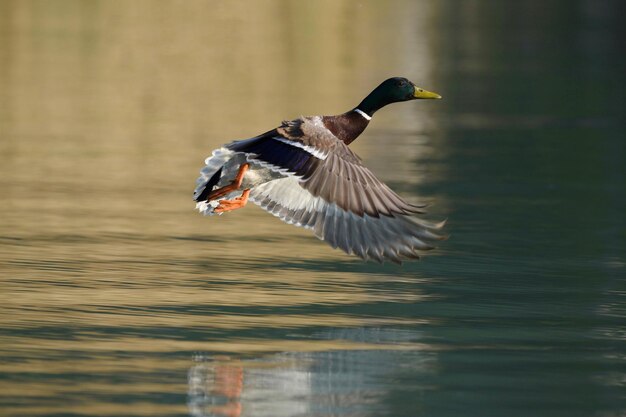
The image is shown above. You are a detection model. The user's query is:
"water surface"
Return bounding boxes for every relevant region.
[1,1,624,416]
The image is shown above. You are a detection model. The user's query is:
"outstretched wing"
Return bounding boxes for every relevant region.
[226,116,445,263]
[249,176,445,263]
[227,117,427,218]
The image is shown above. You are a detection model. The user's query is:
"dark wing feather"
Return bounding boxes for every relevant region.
[227,130,321,177]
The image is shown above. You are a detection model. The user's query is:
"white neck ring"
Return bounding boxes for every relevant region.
[354,108,372,121]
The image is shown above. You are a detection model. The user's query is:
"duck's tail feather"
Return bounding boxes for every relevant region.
[194,167,222,202]
[194,147,237,216]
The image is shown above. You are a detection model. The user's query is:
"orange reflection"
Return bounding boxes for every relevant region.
[210,357,244,417]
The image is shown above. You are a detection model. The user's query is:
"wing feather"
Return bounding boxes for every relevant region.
[249,177,445,263]
[227,117,427,219]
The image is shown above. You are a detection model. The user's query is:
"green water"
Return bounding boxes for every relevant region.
[1,1,624,416]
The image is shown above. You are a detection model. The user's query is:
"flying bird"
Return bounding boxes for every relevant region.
[194,77,446,263]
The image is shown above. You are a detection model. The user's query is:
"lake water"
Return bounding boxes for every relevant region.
[1,1,624,416]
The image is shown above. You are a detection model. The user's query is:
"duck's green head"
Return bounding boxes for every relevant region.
[357,77,441,116]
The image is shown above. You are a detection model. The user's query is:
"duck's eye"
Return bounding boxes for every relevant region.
[398,80,407,87]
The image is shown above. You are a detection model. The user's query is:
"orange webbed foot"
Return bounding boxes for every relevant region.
[214,189,251,213]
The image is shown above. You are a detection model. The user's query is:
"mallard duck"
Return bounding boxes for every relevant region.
[194,77,445,263]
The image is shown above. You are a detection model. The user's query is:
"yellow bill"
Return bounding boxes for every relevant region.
[413,87,442,99]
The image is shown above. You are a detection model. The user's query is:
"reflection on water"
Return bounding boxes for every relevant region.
[189,328,436,417]
[1,0,625,416]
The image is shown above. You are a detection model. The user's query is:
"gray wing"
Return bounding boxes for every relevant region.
[249,176,445,264]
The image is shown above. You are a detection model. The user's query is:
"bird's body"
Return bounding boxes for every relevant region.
[194,77,446,263]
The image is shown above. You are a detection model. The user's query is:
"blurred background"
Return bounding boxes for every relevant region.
[0,0,624,416]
